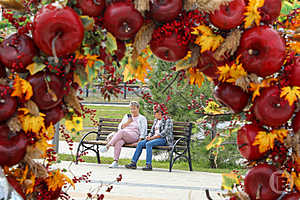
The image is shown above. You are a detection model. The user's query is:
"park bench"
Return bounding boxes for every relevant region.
[75,118,193,172]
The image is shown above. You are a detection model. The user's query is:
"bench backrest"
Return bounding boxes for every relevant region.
[96,118,193,147]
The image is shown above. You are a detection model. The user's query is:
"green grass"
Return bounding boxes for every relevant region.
[60,105,129,142]
[58,153,241,174]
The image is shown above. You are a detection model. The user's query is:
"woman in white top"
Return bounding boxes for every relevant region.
[100,101,147,168]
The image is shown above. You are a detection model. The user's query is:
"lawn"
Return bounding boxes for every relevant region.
[59,105,129,142]
[58,153,241,174]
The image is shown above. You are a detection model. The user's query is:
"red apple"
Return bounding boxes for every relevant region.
[244,164,283,200]
[0,125,27,167]
[0,64,6,77]
[33,3,84,56]
[43,104,65,127]
[103,2,144,40]
[209,0,245,30]
[0,33,37,72]
[237,26,285,77]
[259,0,281,24]
[0,85,17,122]
[150,32,188,62]
[214,83,249,113]
[6,176,26,199]
[289,56,300,86]
[282,193,300,200]
[292,111,300,133]
[196,51,225,80]
[237,124,265,160]
[76,0,105,17]
[253,86,294,127]
[27,71,64,110]
[150,0,182,22]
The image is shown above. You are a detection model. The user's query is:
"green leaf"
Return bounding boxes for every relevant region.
[80,15,95,31]
[106,32,117,55]
[221,172,240,190]
[281,1,294,15]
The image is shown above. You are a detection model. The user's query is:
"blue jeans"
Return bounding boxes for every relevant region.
[132,138,166,165]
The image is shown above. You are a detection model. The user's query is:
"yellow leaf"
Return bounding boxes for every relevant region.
[222,172,240,190]
[193,25,224,53]
[217,64,231,82]
[18,108,46,134]
[206,136,224,150]
[280,86,300,106]
[253,131,277,153]
[249,78,277,101]
[11,74,33,101]
[26,62,46,75]
[272,129,288,143]
[204,101,224,114]
[34,138,54,157]
[244,0,264,28]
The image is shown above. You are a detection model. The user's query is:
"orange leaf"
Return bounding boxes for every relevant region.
[11,74,33,101]
[253,131,277,153]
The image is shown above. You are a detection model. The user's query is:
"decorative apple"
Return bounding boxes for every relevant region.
[0,125,27,167]
[237,26,285,77]
[259,0,282,24]
[289,56,300,86]
[253,86,294,127]
[6,176,26,199]
[237,124,265,160]
[292,111,300,133]
[33,3,84,57]
[150,32,189,62]
[27,71,65,110]
[282,192,300,200]
[103,2,144,40]
[0,85,17,122]
[150,0,183,22]
[0,33,37,72]
[244,164,283,200]
[214,83,249,113]
[0,64,6,78]
[196,51,225,80]
[76,0,105,17]
[209,0,245,30]
[43,104,65,127]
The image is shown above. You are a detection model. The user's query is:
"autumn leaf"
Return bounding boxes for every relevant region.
[253,131,277,153]
[18,107,46,134]
[227,63,247,83]
[280,86,300,106]
[204,101,224,114]
[11,74,33,101]
[188,68,204,88]
[222,172,240,190]
[34,138,54,157]
[192,25,224,53]
[244,0,264,28]
[46,169,75,192]
[65,116,83,133]
[272,129,288,143]
[249,78,277,101]
[206,136,224,150]
[217,64,231,82]
[26,62,46,75]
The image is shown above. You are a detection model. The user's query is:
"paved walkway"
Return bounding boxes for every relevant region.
[53,161,224,200]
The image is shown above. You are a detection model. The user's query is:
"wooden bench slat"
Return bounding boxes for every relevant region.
[99,118,190,126]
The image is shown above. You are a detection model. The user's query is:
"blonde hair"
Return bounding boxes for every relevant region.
[129,101,140,108]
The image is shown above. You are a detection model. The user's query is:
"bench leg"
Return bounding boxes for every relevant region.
[75,141,83,165]
[169,152,174,172]
[187,147,193,171]
[96,145,101,164]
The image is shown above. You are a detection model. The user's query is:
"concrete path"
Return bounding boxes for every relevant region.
[53,161,224,200]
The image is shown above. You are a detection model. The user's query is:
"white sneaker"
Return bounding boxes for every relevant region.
[99,146,108,153]
[109,161,118,168]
